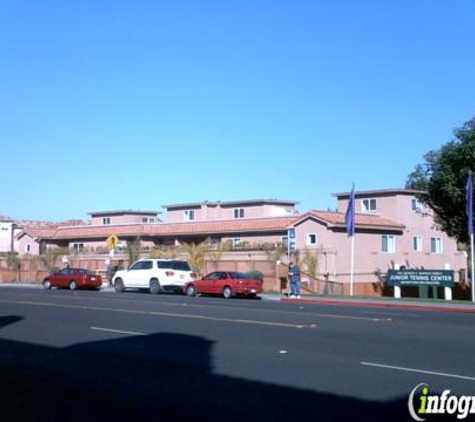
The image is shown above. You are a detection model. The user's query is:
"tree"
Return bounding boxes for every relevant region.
[38,247,69,274]
[6,252,22,282]
[180,242,208,274]
[406,116,475,244]
[126,237,141,266]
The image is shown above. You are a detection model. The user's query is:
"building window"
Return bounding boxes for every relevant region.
[25,244,31,253]
[281,236,289,246]
[184,210,195,221]
[431,237,443,254]
[413,236,423,252]
[307,233,317,246]
[382,235,395,253]
[362,198,377,212]
[411,198,423,212]
[234,208,245,219]
[103,217,111,225]
[230,238,242,248]
[142,217,155,224]
[72,243,84,253]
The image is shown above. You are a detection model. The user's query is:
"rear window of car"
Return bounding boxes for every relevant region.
[229,272,253,279]
[71,268,90,275]
[156,261,191,271]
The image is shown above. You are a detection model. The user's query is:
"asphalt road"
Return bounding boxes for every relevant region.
[0,287,474,421]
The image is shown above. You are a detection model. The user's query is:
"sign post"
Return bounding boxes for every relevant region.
[287,228,295,261]
[106,234,120,286]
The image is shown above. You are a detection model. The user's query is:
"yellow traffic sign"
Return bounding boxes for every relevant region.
[106,234,120,250]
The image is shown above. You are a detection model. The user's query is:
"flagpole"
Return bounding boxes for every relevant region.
[471,234,475,303]
[350,235,355,296]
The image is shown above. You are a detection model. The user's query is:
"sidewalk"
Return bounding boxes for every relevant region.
[271,293,475,314]
[2,282,474,313]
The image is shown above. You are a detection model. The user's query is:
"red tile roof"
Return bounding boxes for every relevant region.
[308,210,404,230]
[43,216,300,240]
[17,211,403,241]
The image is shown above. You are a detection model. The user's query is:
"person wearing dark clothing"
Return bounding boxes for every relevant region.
[288,261,301,298]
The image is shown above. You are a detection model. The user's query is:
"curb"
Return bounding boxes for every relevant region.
[280,297,475,314]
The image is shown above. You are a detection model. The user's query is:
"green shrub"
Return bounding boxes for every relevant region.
[247,270,265,281]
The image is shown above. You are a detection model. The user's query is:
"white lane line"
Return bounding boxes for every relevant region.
[361,361,475,382]
[90,327,146,336]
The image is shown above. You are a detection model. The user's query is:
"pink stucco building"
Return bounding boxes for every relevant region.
[10,190,467,295]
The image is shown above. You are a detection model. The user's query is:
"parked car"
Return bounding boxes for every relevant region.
[43,268,102,290]
[184,271,263,299]
[112,259,195,294]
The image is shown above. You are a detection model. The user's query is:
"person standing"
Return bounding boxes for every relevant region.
[288,261,301,299]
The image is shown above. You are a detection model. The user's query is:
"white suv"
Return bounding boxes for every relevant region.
[112,259,195,294]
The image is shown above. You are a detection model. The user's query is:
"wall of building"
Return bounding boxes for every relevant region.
[91,214,159,226]
[0,222,13,252]
[16,234,40,255]
[166,203,298,223]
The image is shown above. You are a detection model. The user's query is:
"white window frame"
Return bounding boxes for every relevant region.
[362,198,377,212]
[382,235,395,253]
[230,238,243,248]
[281,236,289,246]
[413,236,423,252]
[411,198,423,212]
[184,210,195,221]
[307,233,317,246]
[73,243,84,253]
[431,237,443,254]
[103,217,111,225]
[25,244,31,253]
[233,208,245,219]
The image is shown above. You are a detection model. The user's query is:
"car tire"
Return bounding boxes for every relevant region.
[186,284,196,297]
[149,278,160,294]
[114,278,125,293]
[248,293,257,299]
[69,281,78,291]
[222,286,233,299]
[43,280,51,290]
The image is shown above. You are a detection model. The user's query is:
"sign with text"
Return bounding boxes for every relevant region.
[287,229,295,252]
[387,270,455,287]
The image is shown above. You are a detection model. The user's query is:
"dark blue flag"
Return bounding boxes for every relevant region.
[467,173,473,237]
[345,185,355,237]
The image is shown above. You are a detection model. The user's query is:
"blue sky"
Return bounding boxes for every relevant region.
[1,0,474,221]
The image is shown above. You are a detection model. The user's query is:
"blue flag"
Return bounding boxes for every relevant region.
[467,173,473,237]
[345,185,355,237]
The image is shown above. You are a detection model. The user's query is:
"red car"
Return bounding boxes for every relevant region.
[43,268,102,290]
[184,271,263,299]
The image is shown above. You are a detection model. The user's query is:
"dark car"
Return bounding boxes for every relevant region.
[184,271,263,299]
[43,268,102,290]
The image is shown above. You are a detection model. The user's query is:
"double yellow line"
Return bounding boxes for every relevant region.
[0,299,311,330]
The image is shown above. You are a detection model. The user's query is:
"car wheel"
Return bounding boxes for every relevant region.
[69,281,78,291]
[43,280,51,290]
[149,278,160,294]
[222,286,233,299]
[114,278,125,293]
[248,293,257,299]
[186,284,196,297]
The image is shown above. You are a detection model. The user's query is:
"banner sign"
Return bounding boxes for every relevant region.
[387,270,454,287]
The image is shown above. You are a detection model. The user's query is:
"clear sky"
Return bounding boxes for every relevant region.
[1,0,474,222]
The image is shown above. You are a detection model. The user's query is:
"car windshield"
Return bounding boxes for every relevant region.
[229,272,254,279]
[156,261,191,271]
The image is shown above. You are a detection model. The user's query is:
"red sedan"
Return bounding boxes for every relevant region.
[43,268,102,290]
[184,271,263,299]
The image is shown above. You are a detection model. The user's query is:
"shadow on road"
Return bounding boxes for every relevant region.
[0,315,408,421]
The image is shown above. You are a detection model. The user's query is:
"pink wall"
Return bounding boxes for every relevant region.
[294,202,466,285]
[166,203,297,222]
